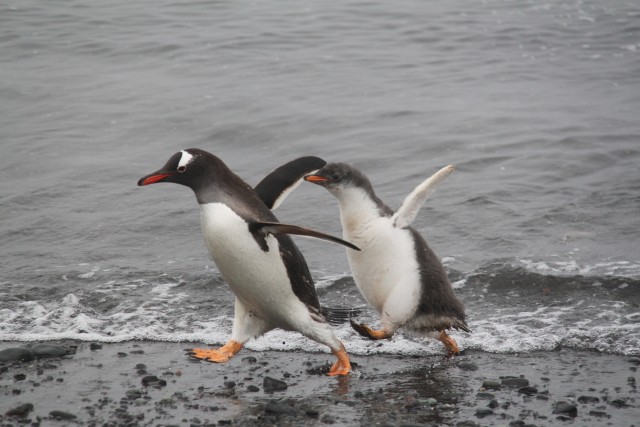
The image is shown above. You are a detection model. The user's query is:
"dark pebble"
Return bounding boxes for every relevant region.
[476,392,495,400]
[629,357,640,366]
[32,344,70,358]
[264,399,297,416]
[456,422,479,427]
[306,408,320,418]
[475,408,494,418]
[589,410,611,418]
[0,348,35,363]
[89,343,102,351]
[263,376,288,393]
[488,399,499,409]
[321,414,336,424]
[242,356,257,364]
[50,410,77,420]
[577,395,600,404]
[5,403,34,418]
[14,373,26,381]
[141,375,166,387]
[609,398,629,408]
[552,402,577,416]
[117,352,128,357]
[501,377,529,388]
[458,362,479,371]
[247,385,260,392]
[508,422,525,427]
[518,386,538,395]
[404,395,421,410]
[481,380,501,390]
[223,381,236,389]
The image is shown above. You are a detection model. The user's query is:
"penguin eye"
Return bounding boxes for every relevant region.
[177,165,187,173]
[332,172,341,181]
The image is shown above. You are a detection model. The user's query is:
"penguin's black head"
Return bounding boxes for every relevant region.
[304,163,374,194]
[137,148,224,191]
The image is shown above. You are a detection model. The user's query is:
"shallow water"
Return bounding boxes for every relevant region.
[1,0,639,355]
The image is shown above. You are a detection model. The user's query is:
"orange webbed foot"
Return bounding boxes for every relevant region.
[187,340,243,363]
[350,320,393,340]
[438,331,461,356]
[327,344,351,376]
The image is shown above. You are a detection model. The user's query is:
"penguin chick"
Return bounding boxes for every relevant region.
[305,163,469,355]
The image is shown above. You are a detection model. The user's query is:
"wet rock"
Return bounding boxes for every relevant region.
[476,392,495,400]
[223,381,236,389]
[456,422,479,427]
[577,395,600,404]
[475,408,494,418]
[0,347,35,363]
[264,399,297,416]
[518,386,538,395]
[508,421,525,427]
[89,343,102,351]
[141,375,166,388]
[32,344,70,358]
[247,385,260,392]
[241,356,257,364]
[552,401,577,417]
[404,395,421,410]
[306,408,320,418]
[488,399,499,409]
[609,398,630,408]
[481,380,501,390]
[5,403,34,418]
[426,397,438,406]
[589,410,611,418]
[263,376,288,393]
[458,362,479,371]
[321,414,336,424]
[14,373,26,381]
[50,410,77,420]
[501,377,529,388]
[629,357,640,366]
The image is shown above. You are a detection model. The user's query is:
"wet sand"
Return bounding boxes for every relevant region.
[1,341,637,426]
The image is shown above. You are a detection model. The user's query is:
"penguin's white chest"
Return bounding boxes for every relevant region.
[344,218,421,313]
[199,203,296,320]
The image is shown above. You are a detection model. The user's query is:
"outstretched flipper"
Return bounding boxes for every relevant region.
[392,165,455,228]
[254,156,327,210]
[250,222,361,251]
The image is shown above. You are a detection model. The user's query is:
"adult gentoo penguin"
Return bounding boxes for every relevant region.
[304,163,470,355]
[138,149,359,375]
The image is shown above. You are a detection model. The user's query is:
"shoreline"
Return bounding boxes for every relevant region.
[1,341,638,426]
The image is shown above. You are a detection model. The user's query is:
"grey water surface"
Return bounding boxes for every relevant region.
[1,0,639,355]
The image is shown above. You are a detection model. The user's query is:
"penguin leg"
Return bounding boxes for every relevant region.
[189,298,271,363]
[351,276,416,340]
[438,330,461,356]
[293,307,351,376]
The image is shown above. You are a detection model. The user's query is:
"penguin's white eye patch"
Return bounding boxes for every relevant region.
[177,150,194,172]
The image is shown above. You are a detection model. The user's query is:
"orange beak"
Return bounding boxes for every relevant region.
[304,175,328,183]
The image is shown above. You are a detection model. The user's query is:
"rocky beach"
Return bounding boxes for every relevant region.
[1,341,637,426]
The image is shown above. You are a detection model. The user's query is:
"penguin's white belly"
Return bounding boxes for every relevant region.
[199,203,299,325]
[343,217,421,317]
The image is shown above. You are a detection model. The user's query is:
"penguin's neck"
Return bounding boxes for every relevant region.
[334,187,388,234]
